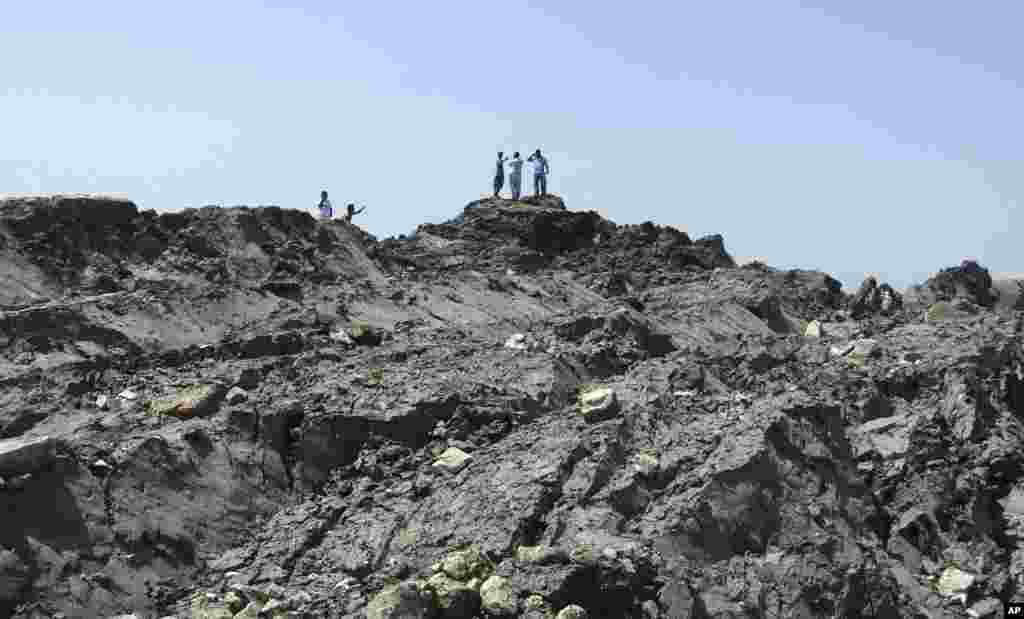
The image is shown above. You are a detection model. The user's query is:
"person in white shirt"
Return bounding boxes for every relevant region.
[317,190,333,219]
[527,149,550,197]
[493,152,508,198]
[508,152,524,200]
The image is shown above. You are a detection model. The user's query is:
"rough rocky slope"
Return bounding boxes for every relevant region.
[0,194,1022,619]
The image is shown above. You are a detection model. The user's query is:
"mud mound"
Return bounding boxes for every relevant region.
[0,194,1022,618]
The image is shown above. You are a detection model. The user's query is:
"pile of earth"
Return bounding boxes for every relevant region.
[0,193,1022,619]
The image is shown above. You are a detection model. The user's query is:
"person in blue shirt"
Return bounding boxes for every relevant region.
[527,149,550,197]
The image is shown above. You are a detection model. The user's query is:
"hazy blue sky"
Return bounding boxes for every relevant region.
[2,1,1020,288]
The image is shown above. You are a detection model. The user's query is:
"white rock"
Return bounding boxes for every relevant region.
[117,389,138,401]
[330,329,355,346]
[96,394,110,410]
[432,447,472,473]
[830,344,855,357]
[504,333,528,350]
[804,320,823,338]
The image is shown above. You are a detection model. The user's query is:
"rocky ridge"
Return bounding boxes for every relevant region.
[0,194,1021,618]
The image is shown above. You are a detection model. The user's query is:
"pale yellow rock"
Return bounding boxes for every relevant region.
[432,447,472,473]
[440,546,489,580]
[555,605,588,619]
[936,566,975,597]
[804,320,822,338]
[479,575,517,617]
[231,601,261,619]
[577,385,619,422]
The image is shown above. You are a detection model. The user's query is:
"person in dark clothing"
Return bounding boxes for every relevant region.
[317,190,333,219]
[344,203,366,223]
[493,152,508,198]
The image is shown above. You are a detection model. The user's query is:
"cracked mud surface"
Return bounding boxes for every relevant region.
[0,194,1022,618]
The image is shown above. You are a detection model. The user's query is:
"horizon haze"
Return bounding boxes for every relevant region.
[2,1,1020,290]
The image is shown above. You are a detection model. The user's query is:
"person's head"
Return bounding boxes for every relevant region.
[347,203,355,211]
[497,151,503,158]
[535,148,542,156]
[321,190,328,199]
[513,152,520,159]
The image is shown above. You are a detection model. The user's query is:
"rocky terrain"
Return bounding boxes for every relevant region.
[0,193,1022,619]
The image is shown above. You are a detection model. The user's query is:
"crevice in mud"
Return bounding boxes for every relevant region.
[280,407,304,491]
[282,502,348,577]
[508,442,591,553]
[117,528,198,567]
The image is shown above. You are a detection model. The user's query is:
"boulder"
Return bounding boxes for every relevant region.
[439,546,491,581]
[147,384,226,419]
[577,385,620,422]
[803,320,822,338]
[479,576,517,617]
[433,448,472,473]
[936,566,975,599]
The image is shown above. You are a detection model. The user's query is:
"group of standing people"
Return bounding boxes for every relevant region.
[317,190,365,222]
[494,148,549,200]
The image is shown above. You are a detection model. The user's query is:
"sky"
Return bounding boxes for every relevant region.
[2,1,1021,289]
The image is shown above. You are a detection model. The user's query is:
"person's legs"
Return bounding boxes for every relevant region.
[493,175,504,197]
[539,174,547,196]
[533,174,541,196]
[510,174,520,200]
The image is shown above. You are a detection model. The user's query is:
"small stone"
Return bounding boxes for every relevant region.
[556,604,589,619]
[601,547,618,560]
[432,447,472,473]
[967,597,1002,618]
[262,598,285,612]
[226,387,248,405]
[504,333,528,351]
[804,320,822,338]
[96,395,110,410]
[577,385,620,422]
